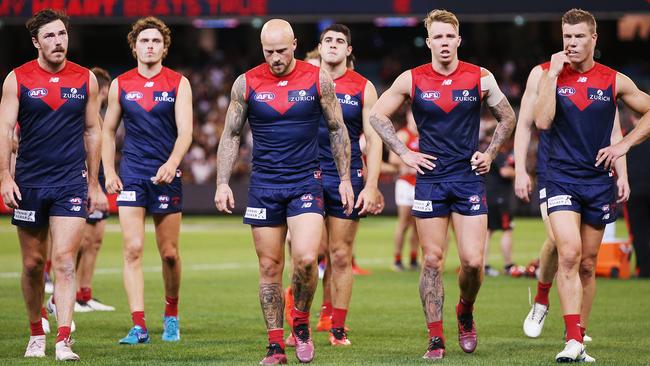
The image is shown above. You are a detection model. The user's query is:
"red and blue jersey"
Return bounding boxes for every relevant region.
[245,60,322,188]
[547,62,617,184]
[410,61,483,183]
[117,67,182,179]
[14,60,89,187]
[318,69,366,175]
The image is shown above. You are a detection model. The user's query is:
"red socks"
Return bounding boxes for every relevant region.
[291,307,310,327]
[564,314,583,342]
[410,251,418,263]
[580,326,586,338]
[76,287,92,303]
[395,254,402,263]
[456,297,474,315]
[534,282,553,306]
[331,308,348,329]
[320,302,332,318]
[44,260,51,275]
[41,306,48,319]
[30,320,45,336]
[56,326,71,343]
[427,320,444,342]
[268,328,285,348]
[165,296,179,317]
[132,311,147,330]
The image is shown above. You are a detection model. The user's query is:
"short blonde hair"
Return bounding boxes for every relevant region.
[304,47,321,62]
[562,8,597,34]
[423,9,459,33]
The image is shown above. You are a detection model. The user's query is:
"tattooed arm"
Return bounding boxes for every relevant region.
[471,69,516,175]
[215,74,248,213]
[370,70,436,174]
[320,68,354,215]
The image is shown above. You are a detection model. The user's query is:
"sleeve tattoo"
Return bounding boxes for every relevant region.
[369,113,409,156]
[216,74,248,185]
[485,98,516,158]
[320,69,351,179]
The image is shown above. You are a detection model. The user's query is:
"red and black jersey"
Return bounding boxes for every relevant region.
[547,62,617,184]
[410,61,483,183]
[245,60,322,188]
[398,128,419,186]
[14,60,89,187]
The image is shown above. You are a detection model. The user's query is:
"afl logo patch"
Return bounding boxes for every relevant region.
[28,88,48,98]
[125,91,143,101]
[557,86,575,96]
[420,91,441,101]
[254,92,275,102]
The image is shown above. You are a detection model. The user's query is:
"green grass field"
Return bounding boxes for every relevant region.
[1,216,649,365]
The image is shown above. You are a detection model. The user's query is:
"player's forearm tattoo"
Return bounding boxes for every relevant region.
[320,69,351,180]
[485,98,516,159]
[420,268,444,322]
[292,262,318,312]
[216,74,248,185]
[259,283,284,329]
[369,112,409,156]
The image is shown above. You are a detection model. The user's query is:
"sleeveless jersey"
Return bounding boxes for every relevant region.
[535,62,551,179]
[14,60,89,187]
[398,128,419,185]
[547,62,617,184]
[245,60,322,188]
[318,69,367,175]
[410,61,483,183]
[117,67,182,179]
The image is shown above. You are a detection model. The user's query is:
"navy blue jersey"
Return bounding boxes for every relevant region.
[318,69,366,175]
[14,60,89,188]
[547,62,617,184]
[245,60,322,188]
[410,62,483,183]
[117,67,181,179]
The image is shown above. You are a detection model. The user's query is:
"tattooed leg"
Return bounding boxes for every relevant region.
[420,267,444,322]
[252,225,287,330]
[291,261,318,312]
[287,213,323,312]
[260,283,284,329]
[415,217,450,322]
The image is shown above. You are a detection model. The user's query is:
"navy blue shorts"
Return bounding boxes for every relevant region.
[546,180,617,226]
[12,184,88,228]
[116,176,182,214]
[322,173,365,220]
[537,176,547,204]
[412,181,487,218]
[244,183,324,226]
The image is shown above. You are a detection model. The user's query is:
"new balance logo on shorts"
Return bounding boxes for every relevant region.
[245,207,267,220]
[117,191,136,202]
[547,195,572,208]
[413,200,433,212]
[13,209,36,222]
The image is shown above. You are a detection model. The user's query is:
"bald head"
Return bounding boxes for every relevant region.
[260,18,297,76]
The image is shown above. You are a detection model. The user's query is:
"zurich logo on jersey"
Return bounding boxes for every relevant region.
[154,91,175,102]
[28,88,48,98]
[588,88,611,102]
[254,92,275,102]
[338,93,359,106]
[61,87,85,100]
[557,86,576,96]
[420,90,441,101]
[452,89,478,102]
[125,91,143,101]
[288,89,315,102]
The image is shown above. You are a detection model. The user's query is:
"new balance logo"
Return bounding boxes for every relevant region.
[49,77,59,83]
[442,79,452,86]
[577,77,587,83]
[277,80,288,87]
[144,81,154,88]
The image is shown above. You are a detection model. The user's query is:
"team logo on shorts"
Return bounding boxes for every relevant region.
[245,207,267,220]
[176,169,182,178]
[601,204,610,212]
[28,88,48,98]
[117,190,136,202]
[158,195,170,203]
[313,170,322,179]
[69,197,83,205]
[125,91,143,101]
[13,209,36,222]
[547,195,572,208]
[557,86,575,96]
[254,92,275,102]
[413,200,433,212]
[469,195,480,204]
[357,169,363,178]
[420,90,441,101]
[301,194,313,202]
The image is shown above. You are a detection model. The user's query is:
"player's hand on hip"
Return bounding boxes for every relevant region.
[400,150,436,175]
[596,142,629,171]
[549,50,570,77]
[215,183,235,214]
[339,179,355,216]
[0,174,21,209]
[104,173,123,195]
[616,176,630,203]
[153,162,177,185]
[471,151,492,175]
[356,186,381,215]
[514,172,532,203]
